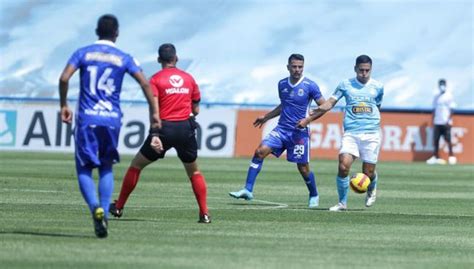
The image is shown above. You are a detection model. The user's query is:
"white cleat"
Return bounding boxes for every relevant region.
[365,188,377,207]
[448,156,457,165]
[308,196,319,208]
[329,202,347,212]
[229,188,254,200]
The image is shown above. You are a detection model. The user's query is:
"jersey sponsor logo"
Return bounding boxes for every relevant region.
[0,110,16,146]
[169,75,184,88]
[352,102,373,114]
[165,87,190,95]
[85,101,119,118]
[85,52,123,67]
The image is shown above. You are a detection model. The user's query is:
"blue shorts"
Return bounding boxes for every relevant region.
[262,126,310,163]
[74,124,120,168]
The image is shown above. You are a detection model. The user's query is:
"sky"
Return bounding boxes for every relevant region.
[0,0,473,109]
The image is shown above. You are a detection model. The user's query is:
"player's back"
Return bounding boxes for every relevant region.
[150,67,200,121]
[68,40,140,127]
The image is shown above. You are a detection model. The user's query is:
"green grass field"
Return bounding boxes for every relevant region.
[1,151,473,269]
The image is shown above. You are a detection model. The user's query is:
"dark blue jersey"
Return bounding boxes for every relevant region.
[67,40,141,127]
[277,76,322,130]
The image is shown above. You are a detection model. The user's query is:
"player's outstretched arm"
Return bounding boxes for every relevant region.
[132,71,161,129]
[253,104,282,128]
[58,64,77,124]
[297,97,337,128]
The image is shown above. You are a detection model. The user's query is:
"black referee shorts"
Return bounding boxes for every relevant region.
[434,124,452,143]
[140,118,198,163]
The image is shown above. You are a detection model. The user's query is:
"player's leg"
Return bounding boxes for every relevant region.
[230,127,284,199]
[111,134,166,217]
[359,132,381,207]
[297,163,319,208]
[229,144,273,200]
[74,125,101,213]
[289,129,318,207]
[73,124,107,237]
[329,153,356,211]
[362,162,377,207]
[330,133,358,211]
[76,160,100,214]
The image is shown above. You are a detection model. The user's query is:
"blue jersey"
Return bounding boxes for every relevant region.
[278,77,322,130]
[67,40,141,127]
[332,78,384,133]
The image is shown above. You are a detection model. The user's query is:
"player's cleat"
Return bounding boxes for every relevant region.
[329,202,347,212]
[229,188,254,200]
[109,201,123,218]
[198,214,211,224]
[93,207,108,238]
[308,196,319,208]
[365,188,377,207]
[448,156,457,165]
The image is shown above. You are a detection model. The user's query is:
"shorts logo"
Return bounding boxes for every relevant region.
[169,75,184,88]
[0,110,16,146]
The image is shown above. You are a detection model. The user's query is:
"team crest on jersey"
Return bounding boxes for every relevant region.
[169,75,184,88]
[297,89,304,96]
[352,102,373,114]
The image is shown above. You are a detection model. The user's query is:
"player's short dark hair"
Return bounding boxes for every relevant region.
[439,79,446,85]
[355,55,372,66]
[96,14,119,39]
[288,54,304,63]
[158,43,177,63]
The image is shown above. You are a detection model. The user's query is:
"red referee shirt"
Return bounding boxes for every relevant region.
[150,67,200,121]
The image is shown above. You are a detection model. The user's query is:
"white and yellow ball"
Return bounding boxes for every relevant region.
[349,173,371,193]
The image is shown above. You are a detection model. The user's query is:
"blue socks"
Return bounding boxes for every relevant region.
[76,164,99,214]
[244,157,263,192]
[368,172,378,192]
[336,176,349,204]
[76,161,114,219]
[303,171,318,197]
[98,165,114,216]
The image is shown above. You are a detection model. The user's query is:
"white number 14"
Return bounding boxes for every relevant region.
[87,66,116,96]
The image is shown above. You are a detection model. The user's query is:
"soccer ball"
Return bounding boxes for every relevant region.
[349,173,371,194]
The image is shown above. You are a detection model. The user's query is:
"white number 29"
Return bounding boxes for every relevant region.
[86,66,116,96]
[293,145,305,155]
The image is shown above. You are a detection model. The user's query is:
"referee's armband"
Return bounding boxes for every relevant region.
[149,127,161,137]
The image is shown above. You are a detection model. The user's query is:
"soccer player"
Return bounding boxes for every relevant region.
[426,79,457,165]
[229,54,325,208]
[109,43,211,223]
[298,55,384,211]
[58,14,160,238]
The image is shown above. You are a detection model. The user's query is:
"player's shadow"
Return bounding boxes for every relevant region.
[0,230,94,238]
[228,202,279,207]
[109,218,160,222]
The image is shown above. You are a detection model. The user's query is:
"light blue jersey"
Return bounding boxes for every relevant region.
[332,78,384,133]
[278,76,322,130]
[67,40,141,127]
